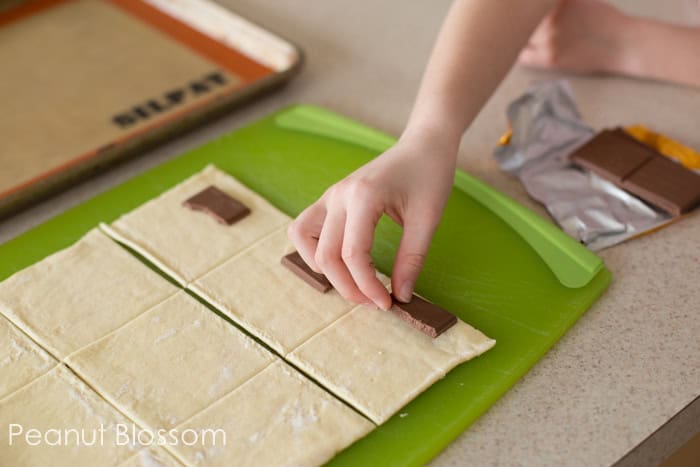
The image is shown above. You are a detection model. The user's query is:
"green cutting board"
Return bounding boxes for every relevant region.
[0,105,611,466]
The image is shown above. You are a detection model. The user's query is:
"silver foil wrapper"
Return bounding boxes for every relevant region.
[495,80,670,251]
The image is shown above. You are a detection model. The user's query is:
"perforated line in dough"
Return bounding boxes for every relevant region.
[59,290,282,462]
[2,362,159,462]
[0,315,60,402]
[70,355,278,465]
[101,219,293,289]
[61,288,180,363]
[162,360,377,466]
[99,222,189,287]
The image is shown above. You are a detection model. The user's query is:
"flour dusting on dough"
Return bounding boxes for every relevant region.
[10,339,28,358]
[15,274,30,286]
[69,387,98,419]
[132,385,146,402]
[0,339,21,367]
[137,449,166,467]
[206,446,222,459]
[2,338,52,370]
[208,365,233,397]
[287,399,318,431]
[37,357,53,371]
[154,328,177,344]
[115,382,130,399]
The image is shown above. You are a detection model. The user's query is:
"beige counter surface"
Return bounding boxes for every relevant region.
[0,0,698,465]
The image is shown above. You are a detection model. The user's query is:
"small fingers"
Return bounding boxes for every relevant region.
[288,201,325,272]
[315,206,370,304]
[342,204,392,310]
[391,210,439,303]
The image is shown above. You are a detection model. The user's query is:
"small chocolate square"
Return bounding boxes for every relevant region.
[390,294,457,338]
[622,156,700,216]
[281,251,332,293]
[183,186,250,225]
[571,128,656,183]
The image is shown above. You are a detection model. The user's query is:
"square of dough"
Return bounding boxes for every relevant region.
[0,229,177,359]
[0,314,56,399]
[118,448,181,467]
[102,165,290,285]
[0,366,139,466]
[170,361,374,467]
[191,227,366,355]
[288,304,496,424]
[66,291,276,430]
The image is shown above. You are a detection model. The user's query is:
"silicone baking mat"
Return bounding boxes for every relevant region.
[0,105,611,466]
[0,0,301,218]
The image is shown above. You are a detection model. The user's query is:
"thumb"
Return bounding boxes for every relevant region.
[391,215,437,303]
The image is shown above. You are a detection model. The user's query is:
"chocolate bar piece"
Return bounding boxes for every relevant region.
[390,294,457,338]
[571,129,700,215]
[622,156,700,216]
[572,128,655,183]
[183,186,250,225]
[281,251,332,293]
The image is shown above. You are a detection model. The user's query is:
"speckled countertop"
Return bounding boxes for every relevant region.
[1,0,698,465]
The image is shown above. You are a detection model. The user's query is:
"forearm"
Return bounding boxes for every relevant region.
[404,0,556,147]
[617,18,700,88]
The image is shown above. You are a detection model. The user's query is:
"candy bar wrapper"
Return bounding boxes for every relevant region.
[494,80,671,251]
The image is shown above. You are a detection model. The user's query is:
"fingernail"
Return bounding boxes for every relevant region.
[397,282,414,303]
[377,299,391,311]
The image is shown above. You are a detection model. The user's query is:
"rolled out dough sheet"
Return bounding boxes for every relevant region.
[102,165,290,285]
[118,448,181,467]
[0,365,140,465]
[0,229,177,359]
[170,360,374,467]
[66,291,276,431]
[0,314,56,399]
[289,304,496,424]
[191,227,384,355]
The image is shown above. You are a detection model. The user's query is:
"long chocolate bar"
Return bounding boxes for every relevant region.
[183,185,250,225]
[390,294,457,338]
[281,251,332,293]
[571,128,700,216]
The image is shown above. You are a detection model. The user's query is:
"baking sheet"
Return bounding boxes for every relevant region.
[0,0,301,217]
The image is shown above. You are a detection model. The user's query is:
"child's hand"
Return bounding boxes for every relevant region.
[518,0,627,74]
[288,129,457,310]
[288,0,558,310]
[519,0,700,88]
